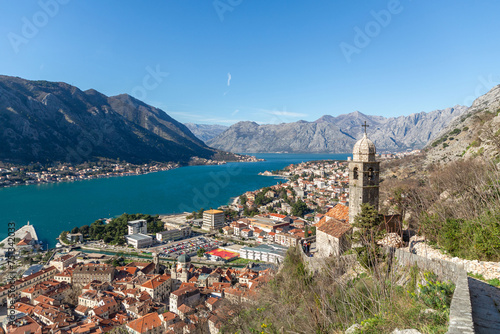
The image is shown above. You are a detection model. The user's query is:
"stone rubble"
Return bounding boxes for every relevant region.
[404,236,500,281]
[377,233,403,248]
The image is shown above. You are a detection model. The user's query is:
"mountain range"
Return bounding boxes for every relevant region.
[184,123,228,142]
[206,107,469,153]
[0,75,220,165]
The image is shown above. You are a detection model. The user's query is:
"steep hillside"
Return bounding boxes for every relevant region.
[425,85,500,165]
[207,107,468,153]
[0,75,219,164]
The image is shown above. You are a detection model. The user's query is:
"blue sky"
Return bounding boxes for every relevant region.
[1,1,500,125]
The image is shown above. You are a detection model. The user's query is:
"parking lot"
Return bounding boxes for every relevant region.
[152,236,222,259]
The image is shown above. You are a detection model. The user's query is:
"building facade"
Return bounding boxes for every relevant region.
[126,234,153,249]
[72,264,115,286]
[128,219,148,235]
[202,210,225,231]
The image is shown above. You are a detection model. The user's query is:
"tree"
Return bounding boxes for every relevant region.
[239,195,247,205]
[79,225,89,236]
[292,199,308,217]
[352,203,383,269]
[71,227,79,234]
[112,257,125,267]
[197,247,206,257]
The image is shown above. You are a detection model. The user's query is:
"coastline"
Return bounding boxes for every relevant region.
[0,156,263,189]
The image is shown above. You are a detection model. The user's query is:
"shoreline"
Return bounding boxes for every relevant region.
[0,157,263,190]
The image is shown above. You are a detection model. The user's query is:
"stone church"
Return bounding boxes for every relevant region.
[316,127,380,257]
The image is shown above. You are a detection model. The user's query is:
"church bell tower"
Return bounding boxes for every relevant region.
[348,122,380,225]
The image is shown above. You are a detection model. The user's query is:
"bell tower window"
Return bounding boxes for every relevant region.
[353,167,358,180]
[368,167,374,180]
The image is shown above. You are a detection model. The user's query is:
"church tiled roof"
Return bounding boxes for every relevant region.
[317,218,352,238]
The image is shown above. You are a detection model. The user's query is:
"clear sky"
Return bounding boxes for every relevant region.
[1,0,500,125]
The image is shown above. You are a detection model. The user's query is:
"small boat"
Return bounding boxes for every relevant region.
[56,242,63,248]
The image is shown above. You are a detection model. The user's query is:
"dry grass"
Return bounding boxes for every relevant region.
[220,247,451,334]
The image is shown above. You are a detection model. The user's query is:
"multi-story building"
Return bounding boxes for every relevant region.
[240,244,288,264]
[50,253,77,272]
[155,225,191,242]
[128,219,148,235]
[72,264,115,286]
[139,274,171,301]
[169,286,200,315]
[126,234,153,249]
[202,209,225,231]
[274,232,301,247]
[0,266,57,305]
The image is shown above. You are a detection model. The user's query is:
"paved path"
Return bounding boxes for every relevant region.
[468,277,500,333]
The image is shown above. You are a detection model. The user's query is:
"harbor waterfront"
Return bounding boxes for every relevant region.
[0,153,349,247]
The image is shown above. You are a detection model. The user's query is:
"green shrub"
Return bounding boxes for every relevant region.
[468,272,485,280]
[487,278,500,287]
[423,211,500,261]
[418,272,455,311]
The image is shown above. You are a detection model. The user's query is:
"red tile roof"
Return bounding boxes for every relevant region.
[317,218,352,238]
[126,312,163,333]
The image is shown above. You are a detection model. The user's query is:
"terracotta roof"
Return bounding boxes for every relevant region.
[16,239,30,246]
[14,302,35,315]
[34,295,55,305]
[177,304,193,314]
[126,312,163,333]
[141,274,169,289]
[317,218,352,238]
[6,316,41,334]
[71,322,101,334]
[327,203,349,221]
[162,311,177,322]
[206,297,220,305]
[171,285,198,297]
[75,305,89,314]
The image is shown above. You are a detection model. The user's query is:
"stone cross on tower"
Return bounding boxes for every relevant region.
[362,121,369,134]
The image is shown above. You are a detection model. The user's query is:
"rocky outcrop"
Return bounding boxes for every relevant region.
[424,85,500,165]
[208,107,468,153]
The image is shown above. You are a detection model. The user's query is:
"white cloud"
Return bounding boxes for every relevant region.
[232,109,239,115]
[259,109,307,118]
[227,72,231,86]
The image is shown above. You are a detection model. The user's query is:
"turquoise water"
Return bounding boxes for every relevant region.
[0,153,349,247]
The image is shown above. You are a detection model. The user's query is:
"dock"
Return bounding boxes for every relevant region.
[0,221,40,255]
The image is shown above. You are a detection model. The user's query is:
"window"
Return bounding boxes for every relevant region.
[368,168,374,180]
[353,167,358,180]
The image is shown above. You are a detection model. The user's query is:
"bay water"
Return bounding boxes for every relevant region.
[0,153,349,247]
